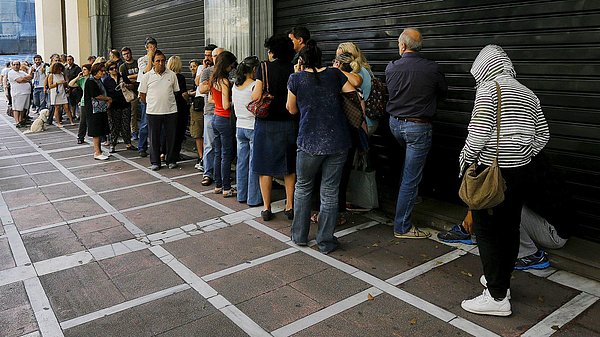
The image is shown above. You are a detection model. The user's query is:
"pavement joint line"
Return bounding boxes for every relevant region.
[98,180,162,194]
[59,284,191,330]
[44,144,89,153]
[385,249,466,286]
[0,264,37,287]
[18,331,41,337]
[0,173,30,181]
[0,160,48,170]
[447,317,502,337]
[521,292,599,337]
[0,152,41,160]
[148,245,271,337]
[79,168,139,181]
[56,153,93,161]
[18,212,111,235]
[547,270,600,297]
[9,194,88,211]
[67,160,124,170]
[34,250,95,276]
[0,181,72,194]
[270,287,384,337]
[170,171,204,180]
[119,195,194,213]
[23,277,65,337]
[0,169,60,181]
[202,247,298,282]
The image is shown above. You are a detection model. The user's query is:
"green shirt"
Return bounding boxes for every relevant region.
[77,76,88,106]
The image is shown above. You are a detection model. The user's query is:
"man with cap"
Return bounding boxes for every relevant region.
[136,36,157,157]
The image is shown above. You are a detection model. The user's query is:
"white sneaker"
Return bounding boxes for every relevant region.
[194,162,204,171]
[461,289,511,316]
[480,275,511,299]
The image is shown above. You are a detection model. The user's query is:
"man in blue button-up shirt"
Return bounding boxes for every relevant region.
[385,28,447,239]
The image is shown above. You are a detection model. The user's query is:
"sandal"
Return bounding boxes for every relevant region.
[201,176,213,186]
[310,212,319,223]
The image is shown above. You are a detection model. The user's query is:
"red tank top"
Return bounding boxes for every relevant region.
[211,86,231,118]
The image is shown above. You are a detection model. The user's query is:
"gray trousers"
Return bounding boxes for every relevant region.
[519,205,567,258]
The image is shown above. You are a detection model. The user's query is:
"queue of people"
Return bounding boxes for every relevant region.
[2,26,556,318]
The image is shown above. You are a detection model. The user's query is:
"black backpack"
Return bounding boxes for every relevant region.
[365,70,387,120]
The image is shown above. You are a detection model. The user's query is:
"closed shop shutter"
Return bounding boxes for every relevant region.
[274,0,600,242]
[109,0,204,86]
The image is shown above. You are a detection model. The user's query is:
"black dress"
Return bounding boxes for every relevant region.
[84,77,110,137]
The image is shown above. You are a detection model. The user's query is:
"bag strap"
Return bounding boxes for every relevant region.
[494,81,502,159]
[262,62,270,94]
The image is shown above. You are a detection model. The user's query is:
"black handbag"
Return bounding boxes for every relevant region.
[192,96,204,112]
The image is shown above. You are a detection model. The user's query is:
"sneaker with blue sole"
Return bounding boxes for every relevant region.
[514,250,550,270]
[437,224,476,245]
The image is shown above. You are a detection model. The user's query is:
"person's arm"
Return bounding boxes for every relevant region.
[286,90,298,114]
[68,73,82,87]
[251,80,263,101]
[138,73,148,103]
[341,70,363,88]
[15,73,33,83]
[531,98,550,156]
[139,92,147,103]
[47,74,57,88]
[220,79,231,110]
[458,86,495,175]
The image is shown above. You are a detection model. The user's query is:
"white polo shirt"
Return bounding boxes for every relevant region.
[138,68,179,115]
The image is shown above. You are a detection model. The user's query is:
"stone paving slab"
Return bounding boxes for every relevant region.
[11,202,64,231]
[22,225,85,262]
[40,182,85,201]
[48,147,94,159]
[70,160,136,180]
[101,182,187,211]
[123,197,225,235]
[69,215,136,249]
[0,165,27,177]
[2,187,49,209]
[400,253,580,336]
[0,282,38,337]
[0,237,15,271]
[165,222,289,276]
[155,311,249,337]
[22,161,58,174]
[0,175,37,192]
[555,301,600,336]
[172,174,214,193]
[15,154,45,164]
[52,196,106,221]
[293,293,468,337]
[30,171,69,186]
[84,170,159,192]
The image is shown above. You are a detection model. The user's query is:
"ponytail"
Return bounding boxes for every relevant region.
[298,39,322,78]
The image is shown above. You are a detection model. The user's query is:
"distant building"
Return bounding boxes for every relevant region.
[0,0,36,54]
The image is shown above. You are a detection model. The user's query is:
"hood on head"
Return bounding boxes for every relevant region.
[470,45,516,85]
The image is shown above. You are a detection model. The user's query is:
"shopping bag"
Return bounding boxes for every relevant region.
[346,151,379,209]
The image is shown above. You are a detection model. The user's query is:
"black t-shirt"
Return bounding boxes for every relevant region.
[255,59,294,121]
[175,73,188,112]
[102,75,128,109]
[120,60,139,92]
[83,77,103,113]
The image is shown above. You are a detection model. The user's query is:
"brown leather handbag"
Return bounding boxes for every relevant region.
[459,82,507,210]
[341,90,364,128]
[246,61,273,118]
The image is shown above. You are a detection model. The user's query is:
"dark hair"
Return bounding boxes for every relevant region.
[120,47,132,53]
[91,63,105,75]
[110,49,120,58]
[264,34,295,63]
[289,26,311,43]
[82,63,92,71]
[105,60,118,71]
[145,36,157,46]
[235,56,260,87]
[87,55,96,61]
[50,62,65,74]
[205,44,218,52]
[298,39,322,73]
[33,55,42,60]
[189,59,200,65]
[6,62,10,67]
[210,51,237,89]
[153,50,166,61]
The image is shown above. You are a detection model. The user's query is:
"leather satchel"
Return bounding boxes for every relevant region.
[459,81,506,210]
[246,61,273,118]
[341,90,364,128]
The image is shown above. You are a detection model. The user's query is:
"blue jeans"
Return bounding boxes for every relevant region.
[292,149,347,253]
[213,115,233,190]
[389,118,432,234]
[203,114,215,179]
[138,101,148,152]
[236,128,262,205]
[32,88,47,110]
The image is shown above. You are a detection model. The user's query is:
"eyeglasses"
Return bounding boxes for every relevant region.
[109,67,117,70]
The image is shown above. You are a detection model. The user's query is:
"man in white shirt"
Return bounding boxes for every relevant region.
[138,50,180,171]
[136,36,158,157]
[7,61,33,127]
[30,55,48,111]
[1,62,12,109]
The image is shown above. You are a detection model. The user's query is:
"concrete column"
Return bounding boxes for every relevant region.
[34,0,65,60]
[65,0,91,65]
[88,0,111,58]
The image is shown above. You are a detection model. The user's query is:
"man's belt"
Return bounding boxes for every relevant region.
[393,116,432,124]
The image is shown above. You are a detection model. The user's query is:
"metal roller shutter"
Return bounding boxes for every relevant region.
[109,0,205,86]
[274,0,600,242]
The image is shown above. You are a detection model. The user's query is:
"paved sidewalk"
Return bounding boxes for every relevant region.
[1,104,599,337]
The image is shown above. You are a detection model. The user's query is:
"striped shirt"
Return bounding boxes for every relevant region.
[459,45,549,174]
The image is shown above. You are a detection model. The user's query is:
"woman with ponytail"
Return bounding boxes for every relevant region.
[286,39,356,254]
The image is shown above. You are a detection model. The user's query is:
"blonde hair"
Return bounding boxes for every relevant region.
[167,55,182,73]
[337,42,371,71]
[92,56,106,65]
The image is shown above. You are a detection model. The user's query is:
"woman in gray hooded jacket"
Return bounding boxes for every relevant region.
[459,45,549,317]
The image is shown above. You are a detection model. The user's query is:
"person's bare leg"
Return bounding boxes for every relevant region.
[13,110,22,125]
[93,137,102,156]
[284,173,296,211]
[54,106,63,127]
[64,104,74,125]
[259,175,273,211]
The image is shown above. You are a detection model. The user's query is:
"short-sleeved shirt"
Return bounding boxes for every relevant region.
[138,68,179,115]
[137,55,149,83]
[7,70,31,95]
[120,60,139,92]
[31,64,47,88]
[255,59,294,121]
[200,66,215,115]
[76,76,89,106]
[288,67,350,155]
[83,77,103,114]
[102,75,128,109]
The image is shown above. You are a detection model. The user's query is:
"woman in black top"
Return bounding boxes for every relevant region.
[85,63,112,160]
[167,56,189,160]
[103,60,134,152]
[251,34,297,221]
